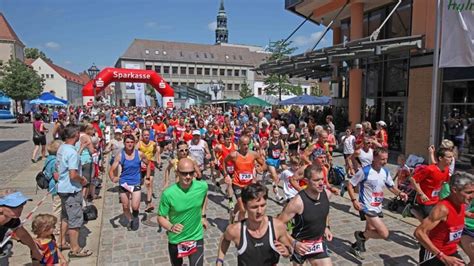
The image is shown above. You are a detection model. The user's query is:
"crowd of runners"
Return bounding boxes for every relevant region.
[1,104,473,266]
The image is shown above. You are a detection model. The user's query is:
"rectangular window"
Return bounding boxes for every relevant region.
[41,74,45,78]
[145,65,152,70]
[172,66,178,74]
[258,87,262,95]
[235,84,240,91]
[227,84,233,90]
[154,65,161,73]
[241,70,247,76]
[51,74,54,78]
[234,70,239,76]
[189,82,195,88]
[204,68,210,75]
[189,67,195,75]
[46,74,50,78]
[163,66,170,74]
[180,67,187,75]
[212,68,218,76]
[227,69,233,76]
[220,69,225,76]
[197,68,203,75]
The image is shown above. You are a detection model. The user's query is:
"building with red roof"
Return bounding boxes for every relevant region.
[0,12,25,64]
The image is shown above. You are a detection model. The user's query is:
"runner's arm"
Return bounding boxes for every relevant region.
[277,195,301,224]
[108,153,121,182]
[414,204,458,264]
[194,161,202,178]
[273,219,292,257]
[254,152,267,172]
[216,224,238,265]
[164,161,173,186]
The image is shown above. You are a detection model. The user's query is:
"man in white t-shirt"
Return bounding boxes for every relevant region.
[347,147,408,260]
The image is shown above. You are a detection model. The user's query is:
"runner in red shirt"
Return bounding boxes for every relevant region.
[411,147,453,221]
[214,132,237,211]
[414,171,473,266]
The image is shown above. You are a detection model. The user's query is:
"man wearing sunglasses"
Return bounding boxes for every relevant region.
[164,141,201,188]
[158,158,208,266]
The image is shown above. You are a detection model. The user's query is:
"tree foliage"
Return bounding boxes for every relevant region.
[0,58,44,112]
[310,84,323,96]
[25,48,51,61]
[239,82,253,98]
[263,40,301,98]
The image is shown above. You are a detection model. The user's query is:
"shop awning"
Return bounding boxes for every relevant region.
[257,35,424,79]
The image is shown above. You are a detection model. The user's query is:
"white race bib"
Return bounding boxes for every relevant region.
[226,165,234,173]
[272,149,281,158]
[239,173,253,182]
[371,192,384,207]
[431,189,440,197]
[177,241,197,258]
[448,227,463,242]
[303,238,324,255]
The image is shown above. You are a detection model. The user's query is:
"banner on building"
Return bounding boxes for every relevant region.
[124,63,147,106]
[439,0,474,68]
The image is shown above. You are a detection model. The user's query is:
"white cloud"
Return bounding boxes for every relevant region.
[293,31,327,48]
[207,21,217,31]
[45,41,60,49]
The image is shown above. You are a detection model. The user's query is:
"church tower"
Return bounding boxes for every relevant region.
[215,0,228,44]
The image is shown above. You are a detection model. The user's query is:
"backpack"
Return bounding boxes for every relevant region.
[328,165,346,186]
[83,205,98,221]
[35,159,55,190]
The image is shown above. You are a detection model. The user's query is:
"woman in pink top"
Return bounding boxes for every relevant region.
[31,113,48,163]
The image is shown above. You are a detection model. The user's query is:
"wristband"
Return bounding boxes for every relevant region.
[202,214,207,218]
[216,258,224,265]
[326,225,331,229]
[351,199,356,202]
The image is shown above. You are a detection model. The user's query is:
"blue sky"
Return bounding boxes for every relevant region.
[1,0,331,73]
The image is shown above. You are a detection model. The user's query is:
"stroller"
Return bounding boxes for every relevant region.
[387,154,424,213]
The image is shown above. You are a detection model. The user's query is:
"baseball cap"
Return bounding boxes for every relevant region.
[355,124,363,129]
[114,128,123,134]
[192,130,201,136]
[0,192,32,208]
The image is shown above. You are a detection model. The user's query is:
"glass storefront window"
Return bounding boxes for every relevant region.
[383,58,408,97]
[440,81,474,156]
[388,1,412,38]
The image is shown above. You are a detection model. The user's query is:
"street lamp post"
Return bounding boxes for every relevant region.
[87,63,100,103]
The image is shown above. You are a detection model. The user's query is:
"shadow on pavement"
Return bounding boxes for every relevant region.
[109,213,129,228]
[207,193,229,212]
[379,254,417,265]
[78,225,92,248]
[327,236,362,265]
[389,230,419,250]
[0,140,28,153]
[330,201,359,218]
[207,217,229,233]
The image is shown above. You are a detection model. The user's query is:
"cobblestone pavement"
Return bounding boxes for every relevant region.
[97,163,429,266]
[0,120,44,184]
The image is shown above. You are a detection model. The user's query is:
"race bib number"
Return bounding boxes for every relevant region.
[303,238,324,255]
[226,165,234,173]
[431,189,440,197]
[272,149,281,158]
[165,136,171,141]
[177,241,198,258]
[448,227,463,242]
[371,192,384,207]
[239,173,253,182]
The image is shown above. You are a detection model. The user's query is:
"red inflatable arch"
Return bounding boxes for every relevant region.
[82,67,174,108]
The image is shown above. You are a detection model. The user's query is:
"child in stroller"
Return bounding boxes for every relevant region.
[388,154,422,212]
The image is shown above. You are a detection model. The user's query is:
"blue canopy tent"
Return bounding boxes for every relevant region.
[279,95,332,106]
[29,92,68,106]
[0,93,14,119]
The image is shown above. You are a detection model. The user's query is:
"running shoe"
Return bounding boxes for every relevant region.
[340,182,347,197]
[354,231,366,252]
[131,217,139,231]
[350,243,365,260]
[152,193,157,199]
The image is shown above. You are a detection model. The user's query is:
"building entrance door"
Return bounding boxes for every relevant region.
[382,98,406,152]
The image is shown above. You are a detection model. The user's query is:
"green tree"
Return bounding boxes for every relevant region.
[25,48,51,61]
[0,58,44,113]
[146,84,157,106]
[263,40,301,100]
[239,82,253,98]
[310,84,322,96]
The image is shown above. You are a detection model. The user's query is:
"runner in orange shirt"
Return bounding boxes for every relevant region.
[223,135,267,222]
[215,132,237,211]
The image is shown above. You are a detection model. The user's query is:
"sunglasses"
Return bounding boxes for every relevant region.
[178,149,189,153]
[178,170,195,176]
